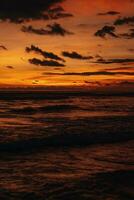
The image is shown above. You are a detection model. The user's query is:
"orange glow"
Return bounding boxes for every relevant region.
[0,0,134,89]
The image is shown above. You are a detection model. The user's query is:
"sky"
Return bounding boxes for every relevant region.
[0,0,134,89]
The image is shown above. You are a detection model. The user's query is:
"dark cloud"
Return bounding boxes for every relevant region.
[114,16,134,26]
[98,11,120,16]
[26,45,65,62]
[21,23,73,36]
[94,26,118,38]
[105,66,134,71]
[95,58,134,64]
[29,58,65,67]
[47,6,73,20]
[22,26,49,35]
[43,71,134,76]
[62,51,93,60]
[95,54,103,59]
[6,66,14,69]
[97,44,103,47]
[118,81,134,85]
[120,29,134,39]
[128,48,134,52]
[0,0,65,23]
[84,81,102,86]
[0,45,8,50]
[54,67,63,70]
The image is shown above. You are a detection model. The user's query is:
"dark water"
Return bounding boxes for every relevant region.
[0,91,134,199]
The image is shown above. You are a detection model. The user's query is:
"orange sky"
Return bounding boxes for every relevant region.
[0,0,134,88]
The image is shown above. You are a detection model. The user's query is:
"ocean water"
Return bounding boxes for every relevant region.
[0,91,134,200]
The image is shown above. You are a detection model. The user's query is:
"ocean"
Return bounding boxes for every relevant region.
[0,91,134,200]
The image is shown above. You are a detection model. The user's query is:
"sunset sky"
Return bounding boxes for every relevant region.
[0,0,134,88]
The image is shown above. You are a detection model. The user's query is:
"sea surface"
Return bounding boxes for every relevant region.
[0,91,134,200]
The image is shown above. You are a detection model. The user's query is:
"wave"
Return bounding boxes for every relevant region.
[0,91,134,100]
[0,170,133,199]
[93,157,134,166]
[0,130,133,153]
[9,104,79,115]
[40,170,134,200]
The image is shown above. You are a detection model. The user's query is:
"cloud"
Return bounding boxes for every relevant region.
[98,11,120,16]
[0,0,65,23]
[26,44,66,67]
[118,81,134,85]
[95,25,134,39]
[43,71,134,76]
[26,45,65,62]
[22,26,49,35]
[32,80,39,85]
[119,29,134,39]
[47,6,73,20]
[62,51,93,60]
[95,58,134,64]
[0,45,7,50]
[114,16,134,26]
[94,26,118,38]
[84,81,102,86]
[6,66,14,69]
[29,58,65,67]
[128,48,134,52]
[33,6,73,21]
[22,23,73,36]
[95,54,103,59]
[105,66,134,71]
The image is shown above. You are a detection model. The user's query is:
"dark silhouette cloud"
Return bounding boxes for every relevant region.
[128,48,134,52]
[120,29,134,39]
[35,6,73,21]
[95,54,103,59]
[43,71,134,76]
[6,66,14,69]
[114,16,134,26]
[29,58,65,67]
[0,0,65,23]
[98,11,120,16]
[95,58,134,64]
[94,26,118,38]
[118,81,134,85]
[22,26,49,35]
[22,23,73,36]
[105,66,134,71]
[0,45,7,50]
[26,45,65,62]
[84,81,102,86]
[47,6,73,20]
[95,24,134,39]
[62,51,93,60]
